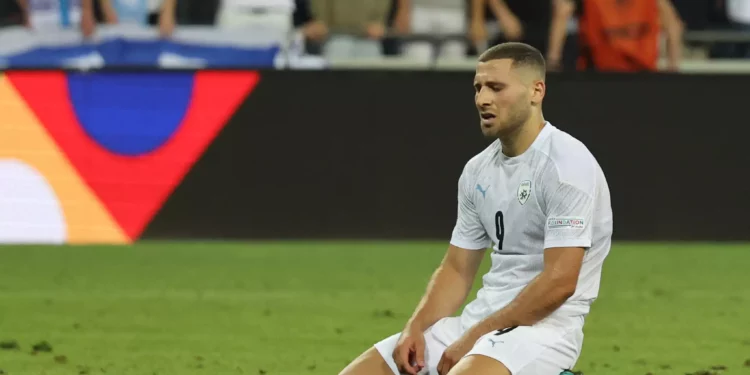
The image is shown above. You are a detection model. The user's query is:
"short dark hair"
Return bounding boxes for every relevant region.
[478,42,546,77]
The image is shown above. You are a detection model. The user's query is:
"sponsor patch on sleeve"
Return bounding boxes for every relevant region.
[547,217,585,230]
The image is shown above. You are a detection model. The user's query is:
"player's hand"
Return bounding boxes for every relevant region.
[392,324,426,375]
[436,332,476,375]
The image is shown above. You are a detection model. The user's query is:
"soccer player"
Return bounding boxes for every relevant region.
[339,42,613,375]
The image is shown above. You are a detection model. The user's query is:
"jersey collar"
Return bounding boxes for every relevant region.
[499,121,554,165]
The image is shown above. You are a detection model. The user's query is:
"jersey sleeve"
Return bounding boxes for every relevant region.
[541,134,600,249]
[543,181,594,249]
[450,166,492,250]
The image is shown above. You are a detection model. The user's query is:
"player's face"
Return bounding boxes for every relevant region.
[473,59,533,138]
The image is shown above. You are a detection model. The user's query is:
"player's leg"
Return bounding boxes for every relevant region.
[448,353,572,375]
[339,317,461,375]
[338,347,394,375]
[448,354,511,375]
[449,318,584,375]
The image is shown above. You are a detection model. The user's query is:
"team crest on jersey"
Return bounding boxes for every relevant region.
[517,180,531,205]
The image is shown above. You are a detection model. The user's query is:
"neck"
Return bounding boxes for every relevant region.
[499,113,546,157]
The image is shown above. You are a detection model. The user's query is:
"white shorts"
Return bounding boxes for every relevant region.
[374,316,584,375]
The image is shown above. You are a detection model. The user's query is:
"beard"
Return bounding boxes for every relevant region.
[482,100,532,139]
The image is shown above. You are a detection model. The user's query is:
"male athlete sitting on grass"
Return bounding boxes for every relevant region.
[339,42,613,375]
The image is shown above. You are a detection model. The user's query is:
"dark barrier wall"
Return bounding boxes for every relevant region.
[0,70,259,244]
[142,70,749,242]
[1,70,746,243]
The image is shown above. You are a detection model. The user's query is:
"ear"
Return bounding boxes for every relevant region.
[530,79,546,106]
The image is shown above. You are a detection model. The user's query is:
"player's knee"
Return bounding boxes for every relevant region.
[339,347,393,375]
[447,354,511,375]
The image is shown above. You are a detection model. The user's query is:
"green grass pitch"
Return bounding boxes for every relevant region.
[0,242,749,375]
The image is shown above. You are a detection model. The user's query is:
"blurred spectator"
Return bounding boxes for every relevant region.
[469,0,575,67]
[727,0,750,28]
[723,0,750,57]
[549,0,683,72]
[672,0,714,31]
[308,0,391,59]
[395,0,467,62]
[17,0,117,37]
[463,0,575,69]
[109,0,177,36]
[215,0,294,33]
[465,0,495,55]
[181,0,219,25]
[0,0,24,27]
[672,0,729,57]
[485,0,552,54]
[381,0,402,56]
[92,0,177,36]
[149,0,177,37]
[293,0,328,54]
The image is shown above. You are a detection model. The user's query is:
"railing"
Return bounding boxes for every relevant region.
[2,24,750,72]
[316,29,750,73]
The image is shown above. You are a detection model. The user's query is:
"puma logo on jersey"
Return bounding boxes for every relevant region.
[488,338,503,347]
[476,184,489,198]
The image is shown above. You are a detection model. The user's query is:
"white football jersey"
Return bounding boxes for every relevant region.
[450,122,613,331]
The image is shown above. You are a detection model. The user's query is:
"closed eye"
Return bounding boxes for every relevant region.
[474,82,506,93]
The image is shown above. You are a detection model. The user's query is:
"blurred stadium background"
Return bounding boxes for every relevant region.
[1,0,749,374]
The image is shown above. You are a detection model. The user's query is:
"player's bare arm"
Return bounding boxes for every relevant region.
[437,246,585,374]
[470,246,583,331]
[393,244,486,374]
[406,245,487,332]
